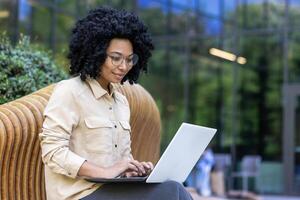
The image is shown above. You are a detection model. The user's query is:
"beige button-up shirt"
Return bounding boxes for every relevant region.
[39,76,133,200]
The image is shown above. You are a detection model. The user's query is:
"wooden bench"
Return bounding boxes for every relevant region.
[0,83,161,200]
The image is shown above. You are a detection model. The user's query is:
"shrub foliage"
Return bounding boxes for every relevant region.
[0,34,67,104]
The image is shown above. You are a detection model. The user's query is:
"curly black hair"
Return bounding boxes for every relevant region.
[68,7,154,84]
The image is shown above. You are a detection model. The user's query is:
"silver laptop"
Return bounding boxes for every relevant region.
[86,122,216,183]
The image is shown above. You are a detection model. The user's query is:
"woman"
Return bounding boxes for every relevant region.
[40,7,192,200]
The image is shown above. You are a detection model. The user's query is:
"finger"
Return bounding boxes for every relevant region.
[142,161,152,170]
[124,172,131,177]
[147,162,154,170]
[140,162,152,173]
[130,160,146,175]
[126,171,138,177]
[140,161,152,169]
[142,162,153,175]
[127,163,139,172]
[124,171,137,177]
[139,162,150,175]
[140,162,148,169]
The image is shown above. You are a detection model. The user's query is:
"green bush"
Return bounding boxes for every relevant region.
[0,34,67,104]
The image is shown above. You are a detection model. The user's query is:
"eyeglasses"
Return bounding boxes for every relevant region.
[106,52,139,68]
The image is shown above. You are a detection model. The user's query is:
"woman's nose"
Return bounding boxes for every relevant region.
[118,60,128,71]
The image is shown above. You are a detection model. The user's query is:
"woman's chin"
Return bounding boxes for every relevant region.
[111,78,122,83]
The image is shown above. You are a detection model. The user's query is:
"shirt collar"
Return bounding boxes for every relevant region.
[86,78,117,99]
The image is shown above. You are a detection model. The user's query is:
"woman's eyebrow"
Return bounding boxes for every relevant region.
[108,51,134,57]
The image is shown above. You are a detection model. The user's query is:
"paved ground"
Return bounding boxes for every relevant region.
[190,195,300,200]
[261,195,300,200]
[187,188,300,200]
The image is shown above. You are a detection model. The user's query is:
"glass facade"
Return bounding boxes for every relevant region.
[1,0,300,195]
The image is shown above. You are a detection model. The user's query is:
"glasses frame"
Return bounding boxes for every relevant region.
[106,52,139,68]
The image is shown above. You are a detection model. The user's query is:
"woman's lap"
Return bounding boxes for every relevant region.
[81,181,193,200]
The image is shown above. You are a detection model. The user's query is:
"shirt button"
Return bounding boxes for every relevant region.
[114,125,117,128]
[68,172,71,175]
[109,107,112,110]
[115,144,118,148]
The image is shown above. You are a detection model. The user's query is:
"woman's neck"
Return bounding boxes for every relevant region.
[97,77,110,94]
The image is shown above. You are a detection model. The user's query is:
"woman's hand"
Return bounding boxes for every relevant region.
[111,159,142,177]
[77,159,137,179]
[122,160,154,177]
[78,159,154,179]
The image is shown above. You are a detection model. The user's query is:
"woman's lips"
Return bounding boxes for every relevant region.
[113,73,124,80]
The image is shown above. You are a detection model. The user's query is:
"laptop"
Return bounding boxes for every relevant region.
[86,122,216,183]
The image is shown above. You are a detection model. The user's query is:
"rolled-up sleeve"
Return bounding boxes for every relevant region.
[39,82,86,178]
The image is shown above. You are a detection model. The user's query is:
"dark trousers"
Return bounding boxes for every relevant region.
[81,181,193,200]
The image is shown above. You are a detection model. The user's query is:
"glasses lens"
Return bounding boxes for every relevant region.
[110,55,123,66]
[131,54,139,66]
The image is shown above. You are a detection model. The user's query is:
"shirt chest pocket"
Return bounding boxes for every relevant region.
[119,121,131,152]
[84,117,114,154]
